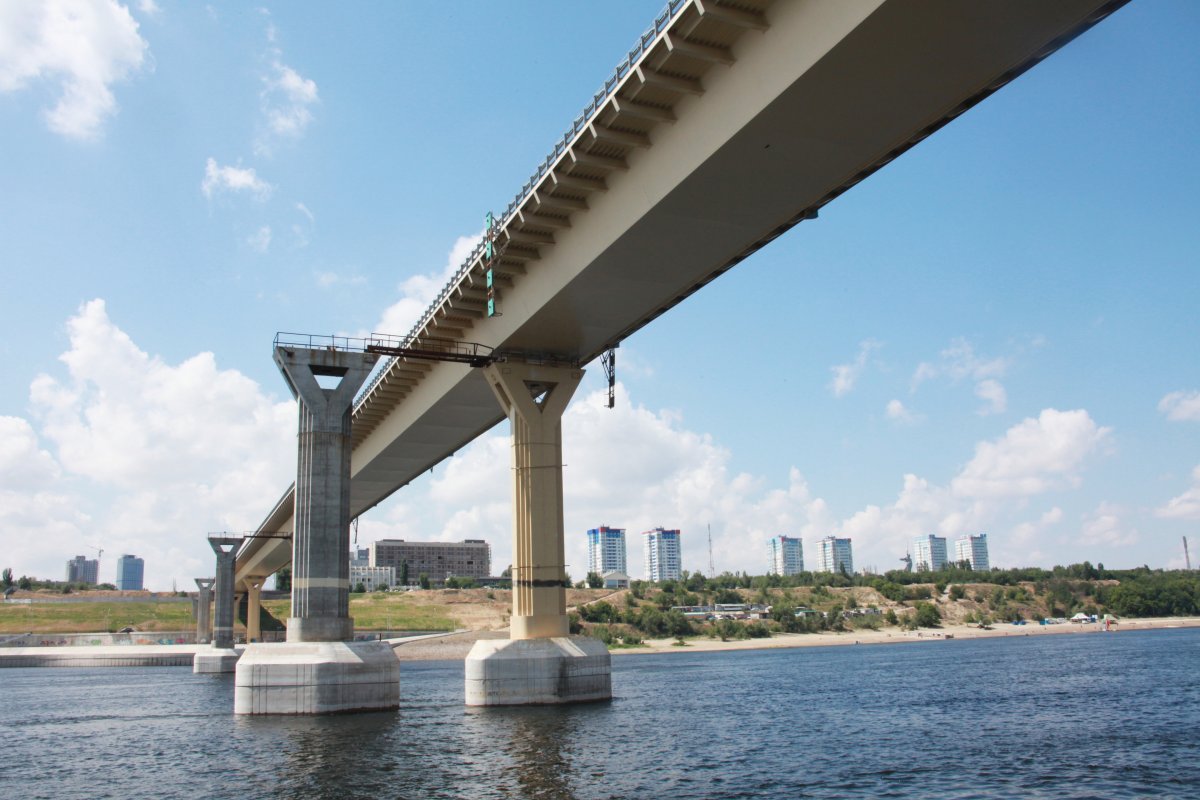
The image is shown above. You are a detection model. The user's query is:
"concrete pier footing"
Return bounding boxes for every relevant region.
[233,641,399,715]
[193,647,242,674]
[464,636,611,706]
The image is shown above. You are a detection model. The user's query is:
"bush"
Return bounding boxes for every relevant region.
[914,602,941,628]
[884,609,899,626]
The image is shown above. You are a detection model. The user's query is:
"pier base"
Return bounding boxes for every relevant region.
[233,641,399,715]
[193,647,241,674]
[464,637,611,706]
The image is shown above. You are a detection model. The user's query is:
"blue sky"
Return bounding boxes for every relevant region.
[1,1,1198,589]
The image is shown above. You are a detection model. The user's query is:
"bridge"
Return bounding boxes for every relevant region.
[215,0,1127,712]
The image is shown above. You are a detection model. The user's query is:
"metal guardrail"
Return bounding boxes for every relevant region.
[353,0,689,409]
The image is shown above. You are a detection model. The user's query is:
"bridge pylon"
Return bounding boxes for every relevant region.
[465,361,611,706]
[235,342,400,714]
[195,537,244,673]
[193,578,214,644]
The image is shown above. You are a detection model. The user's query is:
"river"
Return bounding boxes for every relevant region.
[3,628,1198,799]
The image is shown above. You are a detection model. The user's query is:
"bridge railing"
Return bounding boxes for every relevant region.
[356,0,688,410]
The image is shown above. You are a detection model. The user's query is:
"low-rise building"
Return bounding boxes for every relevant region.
[351,565,395,592]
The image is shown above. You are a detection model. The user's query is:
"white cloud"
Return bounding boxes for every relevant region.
[1079,502,1138,547]
[0,0,149,139]
[951,409,1110,499]
[137,0,159,16]
[4,299,296,587]
[829,339,880,398]
[1158,390,1200,422]
[975,378,1007,416]
[0,416,62,490]
[373,232,481,337]
[201,157,272,200]
[1156,465,1200,520]
[885,398,920,425]
[247,225,271,253]
[315,270,366,289]
[911,338,1011,414]
[262,62,317,137]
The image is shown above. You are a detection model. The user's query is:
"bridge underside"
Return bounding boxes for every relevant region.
[236,0,1125,588]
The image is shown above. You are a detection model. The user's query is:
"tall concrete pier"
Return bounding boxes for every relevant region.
[194,537,242,674]
[235,343,400,715]
[194,578,213,644]
[465,362,611,706]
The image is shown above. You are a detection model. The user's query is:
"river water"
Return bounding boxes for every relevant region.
[2,628,1198,799]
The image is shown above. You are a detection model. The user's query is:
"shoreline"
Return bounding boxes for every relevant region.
[389,616,1200,661]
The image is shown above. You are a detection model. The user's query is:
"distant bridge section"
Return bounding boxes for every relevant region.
[237,0,1127,588]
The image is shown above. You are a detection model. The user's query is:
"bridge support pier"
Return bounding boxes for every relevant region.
[245,580,262,643]
[193,578,213,644]
[195,537,242,674]
[465,362,611,706]
[236,345,399,715]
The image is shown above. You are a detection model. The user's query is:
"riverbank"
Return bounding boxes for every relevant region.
[390,616,1200,660]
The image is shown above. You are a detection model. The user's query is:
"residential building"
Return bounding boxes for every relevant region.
[587,526,627,576]
[815,536,853,575]
[369,539,491,583]
[65,555,98,585]
[644,528,682,582]
[913,535,949,572]
[955,533,990,571]
[351,565,396,592]
[115,555,144,590]
[767,535,804,576]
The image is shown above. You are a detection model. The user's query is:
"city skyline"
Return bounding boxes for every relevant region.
[1,2,1198,590]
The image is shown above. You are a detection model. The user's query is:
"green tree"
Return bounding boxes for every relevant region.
[1,567,12,588]
[353,582,366,593]
[274,567,291,592]
[18,575,32,590]
[418,572,431,590]
[586,571,604,589]
[884,608,899,626]
[914,602,941,628]
[400,560,409,586]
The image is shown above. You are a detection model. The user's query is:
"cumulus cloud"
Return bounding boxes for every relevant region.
[829,339,881,398]
[7,300,296,586]
[1158,390,1200,422]
[253,17,319,154]
[1156,465,1200,520]
[885,399,920,425]
[975,379,1007,416]
[137,0,159,16]
[1079,502,1138,548]
[373,232,481,337]
[201,157,273,200]
[951,409,1110,499]
[0,0,149,139]
[911,338,1011,414]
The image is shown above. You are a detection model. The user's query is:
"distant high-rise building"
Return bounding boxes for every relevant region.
[369,539,491,583]
[767,535,804,576]
[955,533,990,571]
[66,555,99,585]
[643,528,681,582]
[587,526,627,576]
[115,555,145,590]
[816,536,853,575]
[913,535,948,572]
[350,547,370,568]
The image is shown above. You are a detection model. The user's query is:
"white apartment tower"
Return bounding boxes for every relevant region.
[768,535,804,576]
[587,526,627,575]
[913,534,949,572]
[816,536,853,575]
[955,533,990,571]
[643,528,682,582]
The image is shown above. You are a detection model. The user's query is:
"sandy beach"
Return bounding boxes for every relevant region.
[390,616,1200,661]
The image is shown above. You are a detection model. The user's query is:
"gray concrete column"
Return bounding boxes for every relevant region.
[274,345,378,642]
[483,362,583,640]
[194,578,214,644]
[210,537,241,650]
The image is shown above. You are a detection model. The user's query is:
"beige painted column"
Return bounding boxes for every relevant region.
[484,362,583,640]
[246,580,263,642]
